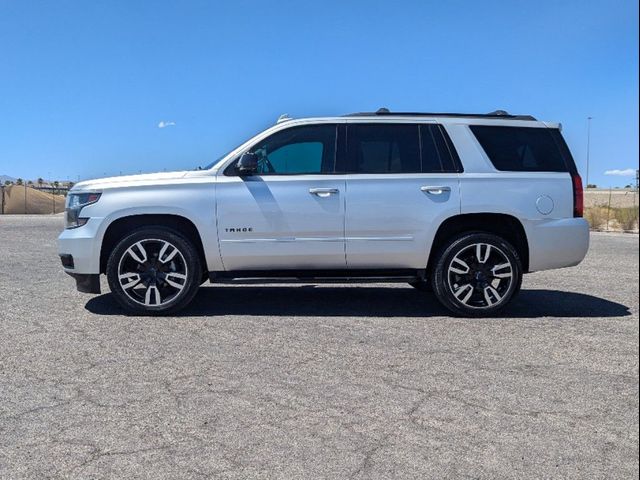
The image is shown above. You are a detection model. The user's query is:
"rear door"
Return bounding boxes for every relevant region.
[215,124,346,271]
[343,122,461,269]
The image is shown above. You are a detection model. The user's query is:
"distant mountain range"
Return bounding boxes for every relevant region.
[0,175,17,184]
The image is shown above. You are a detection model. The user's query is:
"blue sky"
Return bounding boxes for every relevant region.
[0,0,637,187]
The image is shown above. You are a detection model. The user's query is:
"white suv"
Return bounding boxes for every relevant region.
[58,109,589,316]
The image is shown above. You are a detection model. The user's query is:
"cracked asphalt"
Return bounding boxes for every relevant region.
[0,215,638,479]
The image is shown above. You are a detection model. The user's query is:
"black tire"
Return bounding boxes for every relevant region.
[431,232,522,317]
[408,279,432,292]
[106,227,202,315]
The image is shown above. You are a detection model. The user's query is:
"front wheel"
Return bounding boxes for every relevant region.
[431,232,522,317]
[106,227,202,315]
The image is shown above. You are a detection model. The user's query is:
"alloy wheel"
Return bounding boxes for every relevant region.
[117,239,188,307]
[446,242,514,309]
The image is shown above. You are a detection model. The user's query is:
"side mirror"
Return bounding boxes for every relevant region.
[237,152,258,175]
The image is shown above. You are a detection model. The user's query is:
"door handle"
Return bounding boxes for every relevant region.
[309,188,339,197]
[421,186,451,195]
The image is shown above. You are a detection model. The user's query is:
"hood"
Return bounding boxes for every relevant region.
[71,170,196,191]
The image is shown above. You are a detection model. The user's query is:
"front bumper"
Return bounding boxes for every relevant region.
[65,271,101,294]
[58,217,104,294]
[57,217,104,274]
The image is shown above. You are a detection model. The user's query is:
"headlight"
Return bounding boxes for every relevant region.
[65,192,101,229]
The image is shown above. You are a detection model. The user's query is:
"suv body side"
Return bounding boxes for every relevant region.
[57,114,589,306]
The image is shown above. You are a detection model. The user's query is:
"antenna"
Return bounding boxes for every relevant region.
[276,113,292,124]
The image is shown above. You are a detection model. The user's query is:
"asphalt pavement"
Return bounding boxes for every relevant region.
[0,215,638,479]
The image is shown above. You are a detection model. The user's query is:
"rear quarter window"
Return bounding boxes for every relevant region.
[343,123,462,174]
[470,125,570,172]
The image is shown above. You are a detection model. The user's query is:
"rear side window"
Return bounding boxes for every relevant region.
[420,125,459,173]
[470,125,570,172]
[347,124,420,173]
[345,124,461,174]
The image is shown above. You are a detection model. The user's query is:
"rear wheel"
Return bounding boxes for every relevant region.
[106,227,202,315]
[432,232,522,317]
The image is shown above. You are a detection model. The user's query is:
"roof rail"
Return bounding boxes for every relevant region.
[344,108,536,121]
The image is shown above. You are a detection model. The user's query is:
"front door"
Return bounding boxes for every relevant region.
[343,122,461,269]
[215,124,346,271]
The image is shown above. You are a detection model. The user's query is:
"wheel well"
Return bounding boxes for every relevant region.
[100,214,207,274]
[427,213,530,274]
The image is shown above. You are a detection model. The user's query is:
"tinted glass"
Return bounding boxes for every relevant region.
[549,129,579,174]
[420,125,443,172]
[420,124,460,173]
[470,126,569,172]
[249,125,336,174]
[431,125,460,172]
[347,124,420,173]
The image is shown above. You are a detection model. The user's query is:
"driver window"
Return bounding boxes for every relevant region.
[250,125,336,174]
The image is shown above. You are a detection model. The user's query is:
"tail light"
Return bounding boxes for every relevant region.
[572,173,584,217]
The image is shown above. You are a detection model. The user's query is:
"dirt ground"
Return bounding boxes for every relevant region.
[0,185,66,214]
[585,189,638,208]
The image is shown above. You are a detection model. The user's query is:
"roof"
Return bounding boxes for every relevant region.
[343,108,537,121]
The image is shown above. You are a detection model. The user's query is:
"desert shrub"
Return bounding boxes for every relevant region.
[613,207,639,231]
[584,207,608,230]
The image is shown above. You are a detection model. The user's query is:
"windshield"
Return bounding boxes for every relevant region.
[198,126,269,170]
[200,149,236,170]
[199,143,245,170]
[196,122,278,170]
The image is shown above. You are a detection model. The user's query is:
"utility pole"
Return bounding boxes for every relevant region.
[586,116,593,187]
[635,170,639,230]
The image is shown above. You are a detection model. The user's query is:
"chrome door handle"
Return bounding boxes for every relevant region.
[309,188,339,197]
[421,186,451,195]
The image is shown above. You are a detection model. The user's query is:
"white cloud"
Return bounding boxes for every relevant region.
[604,168,636,176]
[157,121,176,128]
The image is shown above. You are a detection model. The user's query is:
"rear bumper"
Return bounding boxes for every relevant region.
[525,217,590,272]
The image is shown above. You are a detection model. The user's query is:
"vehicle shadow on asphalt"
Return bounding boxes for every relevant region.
[85,286,631,318]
